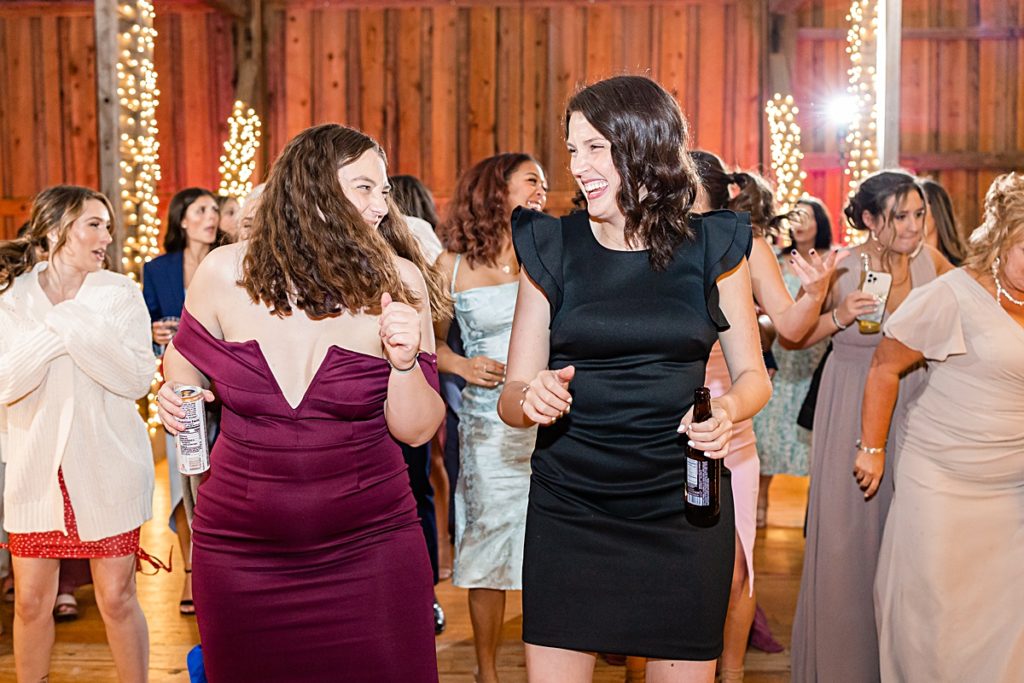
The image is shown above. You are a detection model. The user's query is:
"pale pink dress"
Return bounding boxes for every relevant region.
[705,342,756,593]
[875,269,1024,682]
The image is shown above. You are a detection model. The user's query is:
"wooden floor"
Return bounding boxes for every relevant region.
[0,444,809,682]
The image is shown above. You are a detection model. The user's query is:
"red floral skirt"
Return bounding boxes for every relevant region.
[8,469,141,559]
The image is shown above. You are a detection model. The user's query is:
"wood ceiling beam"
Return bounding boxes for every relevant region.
[769,0,812,13]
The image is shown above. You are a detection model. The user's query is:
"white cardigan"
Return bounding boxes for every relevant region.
[0,263,155,541]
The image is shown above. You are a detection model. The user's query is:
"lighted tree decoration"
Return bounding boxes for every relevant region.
[843,0,882,245]
[218,100,262,199]
[765,93,807,217]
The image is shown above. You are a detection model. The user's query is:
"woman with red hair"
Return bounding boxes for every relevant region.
[434,152,548,683]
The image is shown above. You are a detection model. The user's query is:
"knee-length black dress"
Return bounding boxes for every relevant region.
[511,207,752,661]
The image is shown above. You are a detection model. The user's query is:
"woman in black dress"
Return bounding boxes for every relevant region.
[498,76,771,682]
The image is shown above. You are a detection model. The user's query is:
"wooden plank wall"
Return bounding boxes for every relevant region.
[3,0,1020,241]
[0,4,235,238]
[794,0,1024,241]
[262,1,767,215]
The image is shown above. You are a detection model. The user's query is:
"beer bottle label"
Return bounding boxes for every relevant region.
[685,457,710,506]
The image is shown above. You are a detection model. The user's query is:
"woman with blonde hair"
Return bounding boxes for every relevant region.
[0,185,156,682]
[863,172,1024,682]
[156,123,449,681]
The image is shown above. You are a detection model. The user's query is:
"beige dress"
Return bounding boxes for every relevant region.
[791,245,937,683]
[874,269,1024,682]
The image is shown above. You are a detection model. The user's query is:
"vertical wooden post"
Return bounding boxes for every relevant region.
[878,0,902,168]
[94,0,124,270]
[231,0,266,180]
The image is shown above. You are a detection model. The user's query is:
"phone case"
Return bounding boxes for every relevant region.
[858,270,893,324]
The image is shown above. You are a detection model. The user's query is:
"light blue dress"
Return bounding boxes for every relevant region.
[451,255,536,590]
[751,259,828,476]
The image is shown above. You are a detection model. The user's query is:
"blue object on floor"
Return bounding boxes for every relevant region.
[187,644,207,683]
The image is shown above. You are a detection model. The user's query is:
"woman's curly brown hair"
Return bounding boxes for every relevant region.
[437,153,537,268]
[240,123,451,321]
[566,76,700,271]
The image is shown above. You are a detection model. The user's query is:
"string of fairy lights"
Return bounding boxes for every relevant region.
[218,100,262,199]
[765,93,806,216]
[117,0,162,283]
[112,0,165,434]
[843,0,881,245]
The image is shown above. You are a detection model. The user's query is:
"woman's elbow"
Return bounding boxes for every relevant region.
[750,367,773,412]
[390,397,445,447]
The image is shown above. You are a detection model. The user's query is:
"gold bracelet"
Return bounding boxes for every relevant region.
[855,439,885,454]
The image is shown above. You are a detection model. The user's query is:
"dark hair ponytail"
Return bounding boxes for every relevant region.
[689,150,732,211]
[0,238,38,293]
[728,171,793,238]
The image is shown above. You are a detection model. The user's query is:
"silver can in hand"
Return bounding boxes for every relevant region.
[174,385,211,475]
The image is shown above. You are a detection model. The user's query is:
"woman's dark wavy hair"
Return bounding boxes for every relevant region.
[728,171,793,238]
[0,185,115,293]
[390,175,441,229]
[789,196,833,252]
[164,187,219,252]
[241,123,451,321]
[689,150,732,211]
[566,76,699,271]
[844,170,924,233]
[921,178,966,264]
[437,153,537,268]
[844,169,925,268]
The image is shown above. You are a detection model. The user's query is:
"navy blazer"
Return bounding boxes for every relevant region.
[142,250,185,322]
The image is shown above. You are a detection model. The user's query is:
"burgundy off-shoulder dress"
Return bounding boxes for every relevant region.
[173,309,439,683]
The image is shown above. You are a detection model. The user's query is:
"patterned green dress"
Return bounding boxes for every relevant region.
[752,258,828,476]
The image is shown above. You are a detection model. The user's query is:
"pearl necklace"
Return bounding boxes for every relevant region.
[992,259,1024,307]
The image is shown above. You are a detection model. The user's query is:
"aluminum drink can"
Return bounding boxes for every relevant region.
[174,385,211,475]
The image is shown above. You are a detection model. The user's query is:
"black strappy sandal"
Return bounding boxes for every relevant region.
[179,568,195,616]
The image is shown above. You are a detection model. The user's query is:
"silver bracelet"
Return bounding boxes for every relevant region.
[389,359,418,374]
[831,308,850,331]
[855,439,885,454]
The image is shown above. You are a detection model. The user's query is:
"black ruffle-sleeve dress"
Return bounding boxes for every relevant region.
[511,207,753,661]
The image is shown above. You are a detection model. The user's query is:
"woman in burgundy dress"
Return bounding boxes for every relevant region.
[157,124,450,682]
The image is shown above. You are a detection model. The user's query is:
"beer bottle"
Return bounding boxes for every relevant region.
[684,387,720,527]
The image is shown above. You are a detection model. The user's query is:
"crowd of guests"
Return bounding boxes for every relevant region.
[0,73,1020,683]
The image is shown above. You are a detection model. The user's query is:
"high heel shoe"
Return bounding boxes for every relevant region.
[179,568,195,616]
[748,604,784,653]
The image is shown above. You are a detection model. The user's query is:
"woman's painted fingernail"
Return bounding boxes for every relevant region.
[687,440,696,448]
